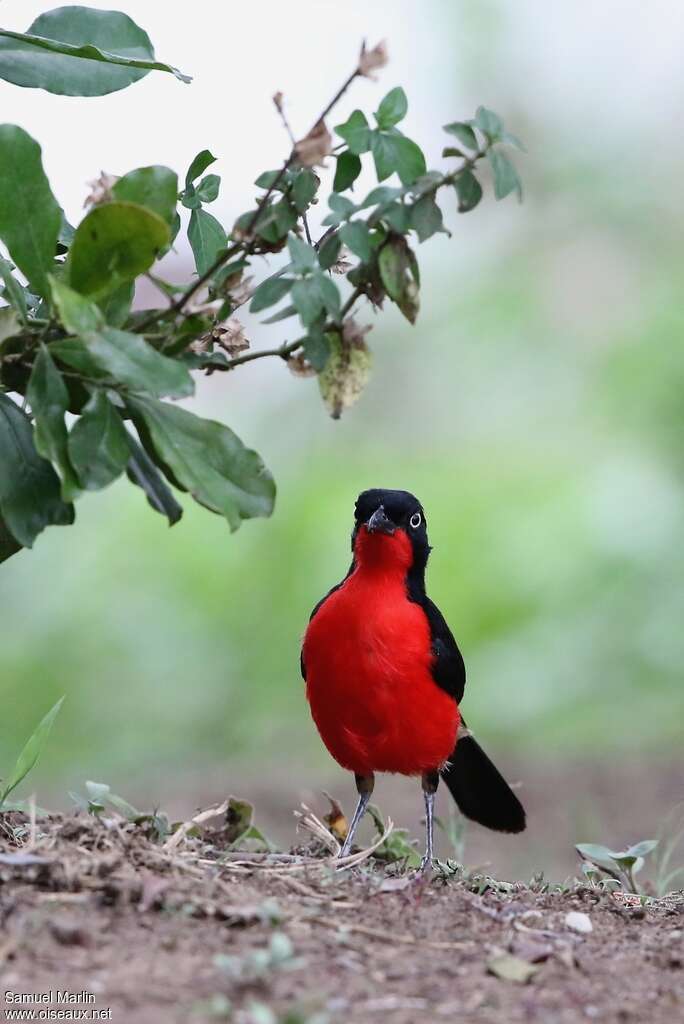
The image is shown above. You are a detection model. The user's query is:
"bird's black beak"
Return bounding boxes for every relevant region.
[366,505,396,535]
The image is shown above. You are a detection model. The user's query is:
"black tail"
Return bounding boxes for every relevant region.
[440,728,526,834]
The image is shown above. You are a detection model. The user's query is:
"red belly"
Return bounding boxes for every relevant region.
[303,571,459,776]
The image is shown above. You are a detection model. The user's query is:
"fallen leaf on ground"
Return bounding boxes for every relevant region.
[487,952,539,983]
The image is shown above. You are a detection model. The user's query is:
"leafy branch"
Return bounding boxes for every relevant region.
[0,8,525,566]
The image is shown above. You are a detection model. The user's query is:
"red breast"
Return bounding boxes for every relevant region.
[303,526,460,776]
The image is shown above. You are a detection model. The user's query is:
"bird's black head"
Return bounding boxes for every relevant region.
[352,488,431,576]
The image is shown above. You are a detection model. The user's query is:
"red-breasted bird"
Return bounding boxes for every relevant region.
[301,488,525,868]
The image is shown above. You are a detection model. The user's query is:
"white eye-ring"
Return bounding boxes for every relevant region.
[409,512,422,529]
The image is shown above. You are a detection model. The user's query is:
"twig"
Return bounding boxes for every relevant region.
[163,798,229,852]
[273,92,313,245]
[222,339,302,370]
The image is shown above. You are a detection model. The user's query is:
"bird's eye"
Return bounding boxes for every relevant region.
[409,512,422,529]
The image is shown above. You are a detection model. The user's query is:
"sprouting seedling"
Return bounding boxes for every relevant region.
[575,840,658,894]
[366,803,421,868]
[0,696,64,811]
[213,933,303,984]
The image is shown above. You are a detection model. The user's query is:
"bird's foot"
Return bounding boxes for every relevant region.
[417,854,435,876]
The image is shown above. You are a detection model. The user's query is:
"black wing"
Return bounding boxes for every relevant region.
[300,562,354,681]
[420,595,466,704]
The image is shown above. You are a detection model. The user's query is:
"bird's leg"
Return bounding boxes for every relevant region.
[419,770,439,873]
[338,772,374,858]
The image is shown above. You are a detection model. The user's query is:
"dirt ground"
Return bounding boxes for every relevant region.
[1,808,683,1024]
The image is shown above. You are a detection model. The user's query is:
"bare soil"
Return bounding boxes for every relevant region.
[1,810,683,1024]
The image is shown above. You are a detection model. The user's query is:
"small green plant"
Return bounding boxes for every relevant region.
[213,932,303,984]
[576,839,658,893]
[69,779,171,840]
[366,803,421,868]
[0,695,64,810]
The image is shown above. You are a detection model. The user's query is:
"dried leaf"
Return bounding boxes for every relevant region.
[83,170,118,208]
[331,245,353,275]
[295,120,333,168]
[228,275,254,306]
[487,953,539,984]
[342,316,372,347]
[215,318,249,356]
[359,40,389,79]
[322,792,348,842]
[287,353,317,378]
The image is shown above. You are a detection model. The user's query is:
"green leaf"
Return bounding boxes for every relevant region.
[383,202,411,233]
[0,514,22,565]
[302,331,331,372]
[69,201,169,297]
[0,393,74,548]
[187,208,227,277]
[254,199,297,242]
[112,166,178,226]
[0,258,28,322]
[475,106,503,140]
[287,234,317,273]
[443,121,478,150]
[487,148,522,201]
[318,332,372,419]
[128,397,276,531]
[454,170,483,212]
[358,186,405,210]
[501,130,526,152]
[26,345,79,500]
[625,840,658,859]
[0,307,20,345]
[371,131,427,186]
[51,279,193,398]
[410,194,444,242]
[339,221,372,262]
[333,152,362,192]
[250,275,293,314]
[125,433,182,525]
[186,150,217,189]
[375,87,408,129]
[575,844,620,870]
[254,169,290,191]
[98,280,134,328]
[334,110,371,154]
[291,279,324,328]
[68,391,129,490]
[261,304,297,325]
[0,126,61,297]
[0,8,190,96]
[318,233,342,271]
[321,192,356,227]
[292,169,319,213]
[196,173,221,204]
[312,271,341,320]
[378,236,420,324]
[0,697,65,808]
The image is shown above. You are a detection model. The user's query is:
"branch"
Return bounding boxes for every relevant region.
[137,62,361,333]
[222,339,302,370]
